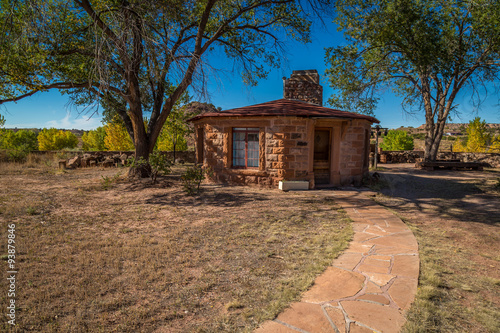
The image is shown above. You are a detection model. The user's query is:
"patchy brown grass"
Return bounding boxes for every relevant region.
[368,165,500,333]
[0,162,352,332]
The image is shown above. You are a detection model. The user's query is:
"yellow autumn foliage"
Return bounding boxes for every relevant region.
[452,117,492,153]
[37,128,78,151]
[103,118,134,151]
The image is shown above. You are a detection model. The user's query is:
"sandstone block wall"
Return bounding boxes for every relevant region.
[339,120,371,185]
[379,150,500,168]
[283,80,323,106]
[283,69,323,106]
[450,152,500,167]
[265,118,312,185]
[196,117,373,188]
[200,117,313,187]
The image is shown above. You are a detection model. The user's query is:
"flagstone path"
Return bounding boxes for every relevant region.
[255,191,419,333]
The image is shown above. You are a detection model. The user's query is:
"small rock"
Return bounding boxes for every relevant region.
[102,158,114,168]
[67,156,81,168]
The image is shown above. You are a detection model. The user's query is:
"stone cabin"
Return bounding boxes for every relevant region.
[189,70,379,188]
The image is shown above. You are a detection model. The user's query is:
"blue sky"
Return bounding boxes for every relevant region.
[1,20,499,130]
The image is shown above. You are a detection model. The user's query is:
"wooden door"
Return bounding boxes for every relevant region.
[313,129,331,184]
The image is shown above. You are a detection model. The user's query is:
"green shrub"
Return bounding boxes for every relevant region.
[148,152,172,184]
[0,129,38,162]
[181,164,212,195]
[381,130,414,151]
[411,133,426,140]
[127,152,171,184]
[100,171,123,190]
[6,149,28,163]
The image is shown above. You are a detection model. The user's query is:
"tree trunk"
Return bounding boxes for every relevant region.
[128,103,152,178]
[422,77,436,162]
[128,132,151,178]
[427,135,442,161]
[424,116,447,161]
[424,133,435,161]
[173,141,176,163]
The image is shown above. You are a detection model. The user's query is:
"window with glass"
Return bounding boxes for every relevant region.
[232,128,259,168]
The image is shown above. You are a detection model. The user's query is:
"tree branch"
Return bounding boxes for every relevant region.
[0,82,92,104]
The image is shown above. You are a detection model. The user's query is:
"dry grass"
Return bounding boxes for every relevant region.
[0,162,352,332]
[368,165,500,333]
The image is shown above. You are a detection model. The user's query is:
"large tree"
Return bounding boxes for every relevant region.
[0,0,325,174]
[325,0,500,161]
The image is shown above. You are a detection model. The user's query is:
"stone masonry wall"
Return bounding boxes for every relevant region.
[379,150,500,168]
[283,80,323,106]
[283,70,323,106]
[44,150,195,169]
[265,117,311,185]
[202,120,272,186]
[199,117,313,187]
[198,117,373,188]
[339,120,371,185]
[30,150,195,163]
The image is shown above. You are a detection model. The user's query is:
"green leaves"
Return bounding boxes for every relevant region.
[156,101,192,152]
[453,117,493,153]
[82,127,106,151]
[1,0,317,164]
[327,0,500,106]
[380,130,414,151]
[327,0,500,159]
[0,129,38,152]
[37,128,78,151]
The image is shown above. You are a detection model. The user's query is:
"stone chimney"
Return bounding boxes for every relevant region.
[283,69,323,106]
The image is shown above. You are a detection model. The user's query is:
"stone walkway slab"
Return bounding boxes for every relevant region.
[302,267,365,303]
[254,191,420,333]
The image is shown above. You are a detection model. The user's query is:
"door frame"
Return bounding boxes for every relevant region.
[313,127,332,184]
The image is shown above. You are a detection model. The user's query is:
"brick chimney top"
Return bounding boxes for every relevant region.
[283,69,323,106]
[289,69,320,84]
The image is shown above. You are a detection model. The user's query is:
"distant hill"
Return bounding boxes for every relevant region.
[394,123,500,135]
[388,123,500,152]
[4,128,85,137]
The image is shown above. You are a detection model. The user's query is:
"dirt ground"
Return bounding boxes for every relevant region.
[0,160,498,332]
[0,163,352,332]
[370,164,500,332]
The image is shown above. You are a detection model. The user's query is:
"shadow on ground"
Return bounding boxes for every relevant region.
[144,186,271,207]
[374,166,500,226]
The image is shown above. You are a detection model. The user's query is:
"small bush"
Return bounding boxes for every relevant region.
[100,171,123,190]
[6,149,28,163]
[26,206,39,216]
[148,152,172,184]
[412,133,426,140]
[127,152,172,184]
[181,164,212,195]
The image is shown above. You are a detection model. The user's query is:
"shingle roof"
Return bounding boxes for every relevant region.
[188,99,379,123]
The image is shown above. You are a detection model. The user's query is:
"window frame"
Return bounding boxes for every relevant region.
[232,127,260,168]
